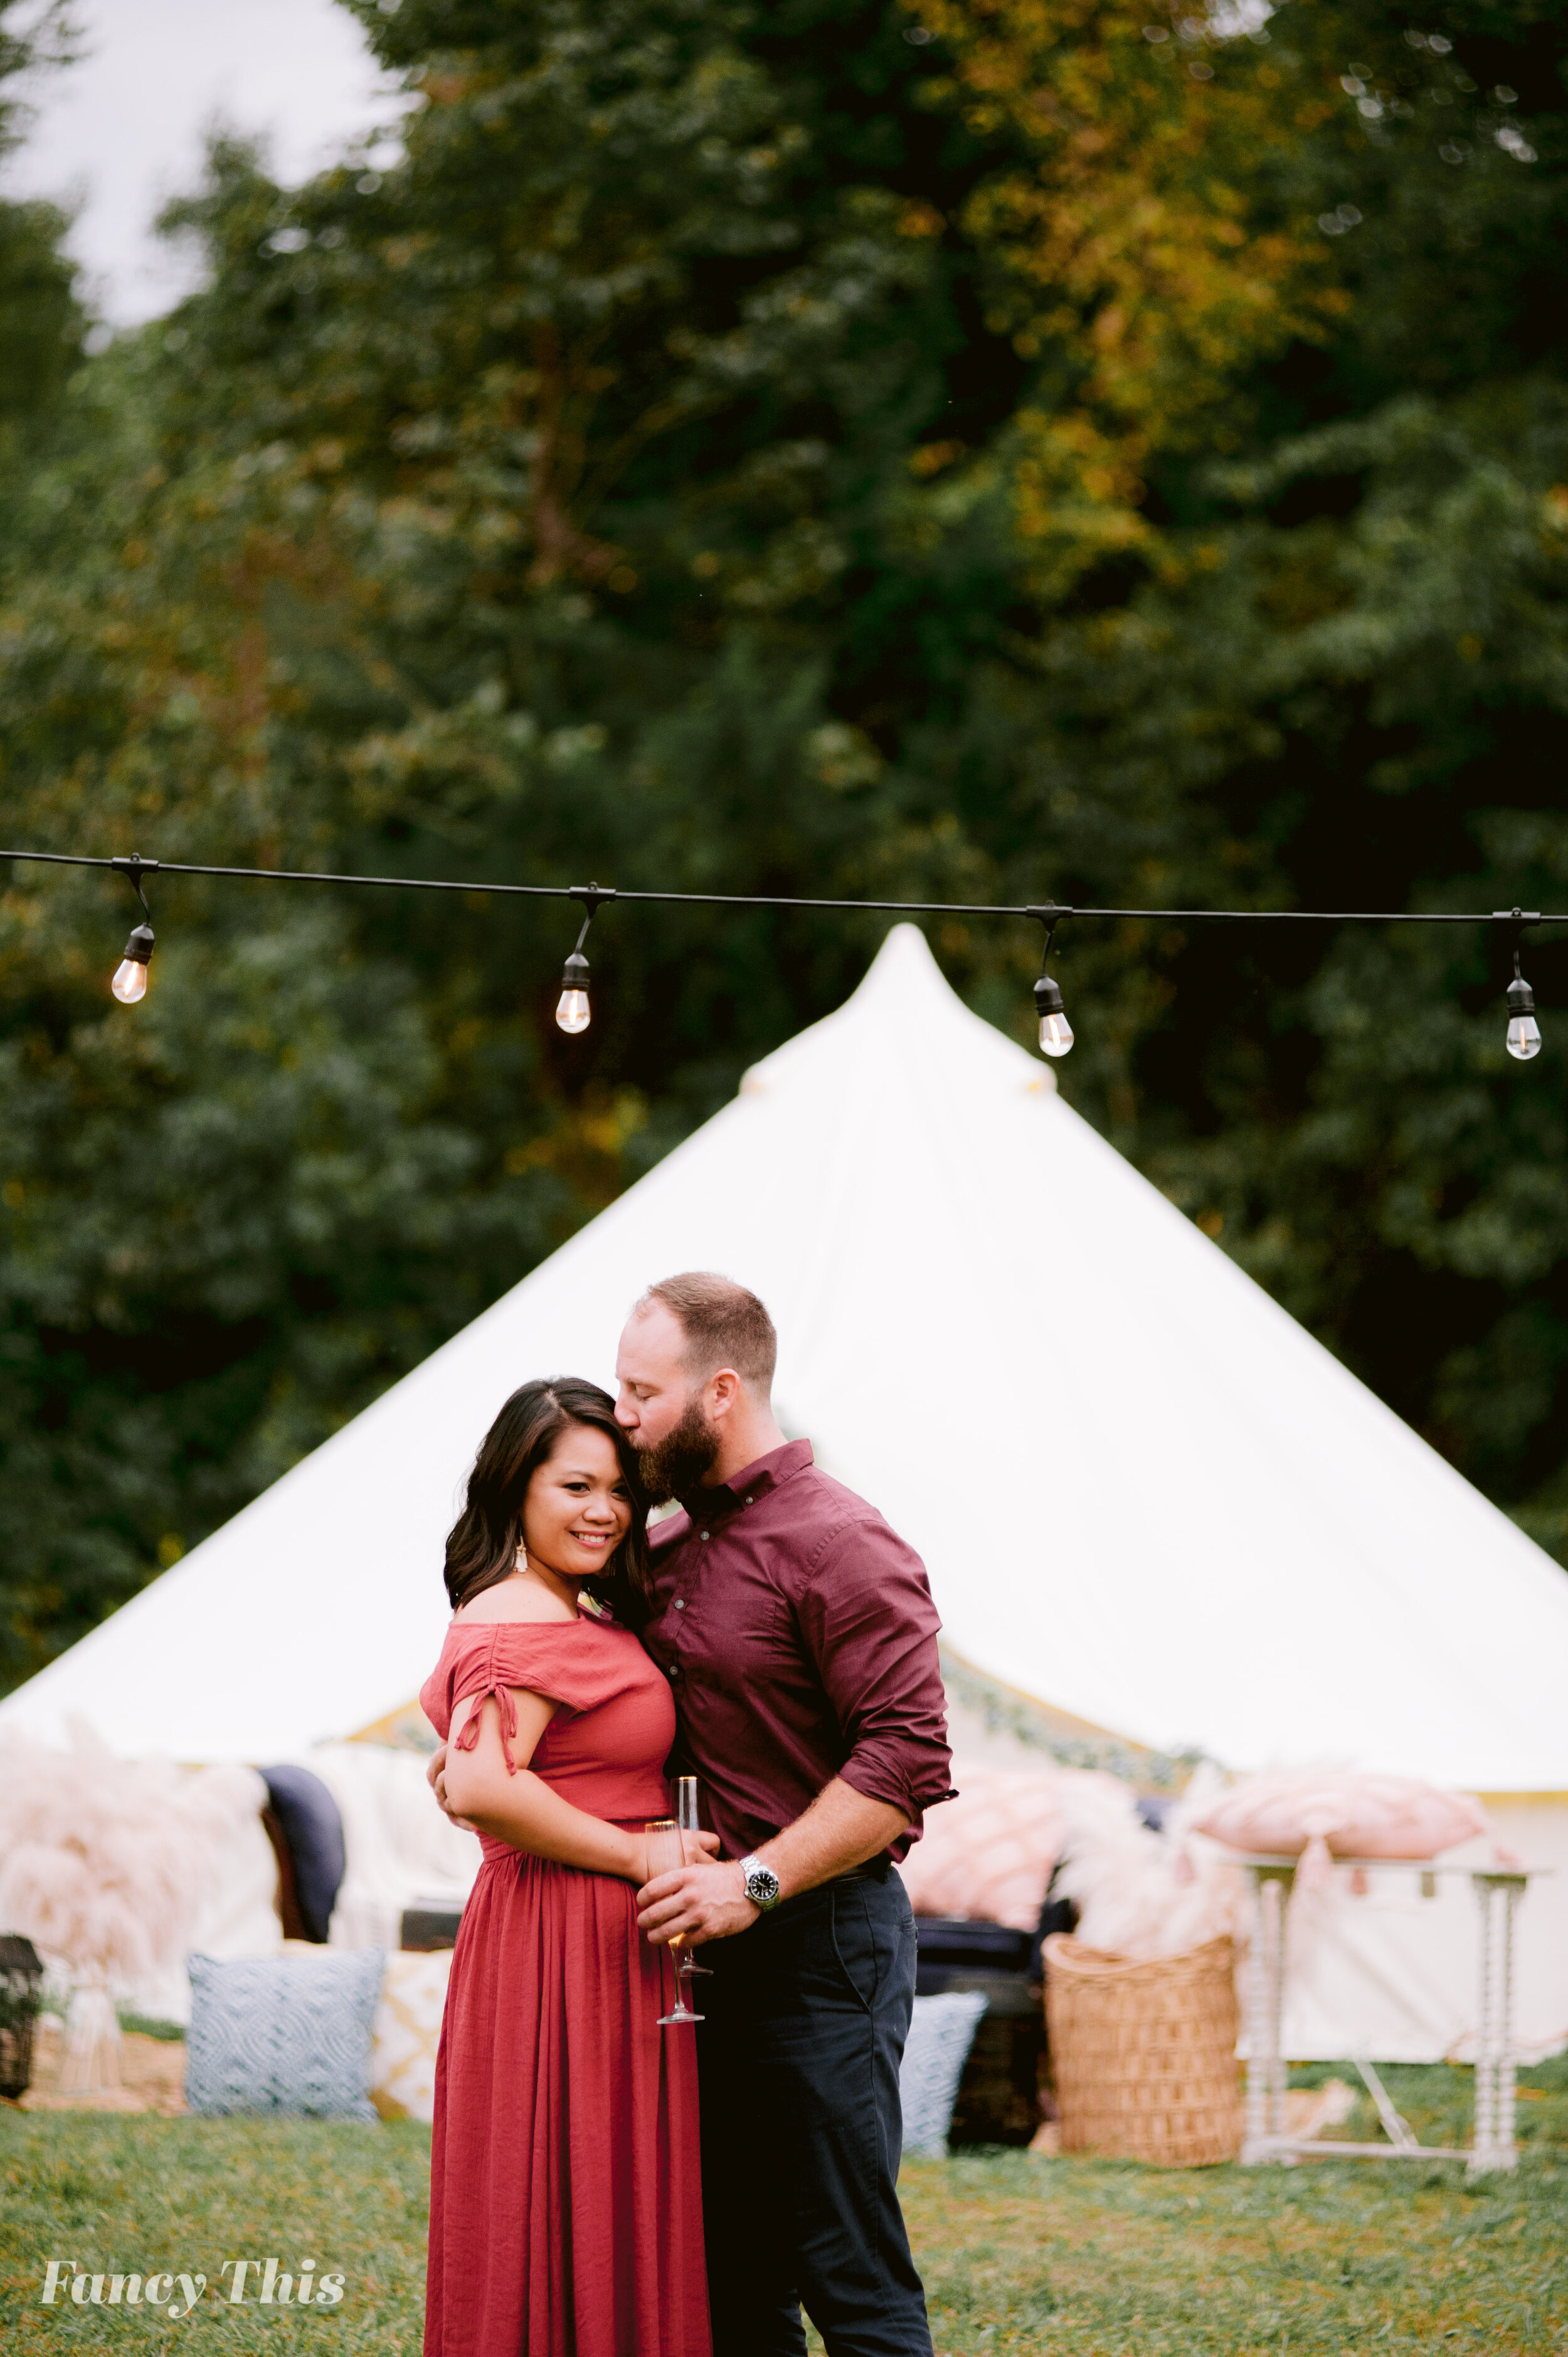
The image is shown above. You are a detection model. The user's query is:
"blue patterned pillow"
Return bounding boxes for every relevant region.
[899,1989,988,2157]
[186,1949,384,2122]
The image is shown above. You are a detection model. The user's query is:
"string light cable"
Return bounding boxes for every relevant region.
[1,848,1560,1064]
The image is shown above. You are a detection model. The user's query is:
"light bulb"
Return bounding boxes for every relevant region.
[111,921,155,1005]
[555,949,590,1034]
[1034,972,1074,1057]
[1506,972,1540,1061]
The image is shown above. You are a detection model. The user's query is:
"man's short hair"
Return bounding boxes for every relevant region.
[637,1272,777,1393]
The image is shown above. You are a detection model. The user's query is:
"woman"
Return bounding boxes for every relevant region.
[420,1377,713,2357]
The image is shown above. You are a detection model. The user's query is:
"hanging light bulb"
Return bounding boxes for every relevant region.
[553,886,611,1035]
[1034,972,1074,1057]
[111,921,155,1004]
[1507,971,1541,1060]
[555,949,591,1035]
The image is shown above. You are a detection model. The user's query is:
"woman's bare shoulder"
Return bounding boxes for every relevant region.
[450,1578,580,1630]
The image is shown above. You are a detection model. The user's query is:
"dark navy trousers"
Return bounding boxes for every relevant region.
[695,1865,933,2357]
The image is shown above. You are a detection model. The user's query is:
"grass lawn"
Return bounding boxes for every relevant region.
[2,2063,1565,2353]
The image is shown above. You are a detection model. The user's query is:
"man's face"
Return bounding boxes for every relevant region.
[615,1304,721,1501]
[614,1304,692,1449]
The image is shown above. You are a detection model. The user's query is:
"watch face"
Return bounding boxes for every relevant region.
[747,1865,781,1907]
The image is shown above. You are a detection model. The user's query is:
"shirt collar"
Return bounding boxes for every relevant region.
[681,1437,813,1519]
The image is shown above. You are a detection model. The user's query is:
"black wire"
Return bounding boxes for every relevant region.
[1,846,1564,929]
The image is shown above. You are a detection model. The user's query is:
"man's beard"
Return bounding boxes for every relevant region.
[637,1397,721,1505]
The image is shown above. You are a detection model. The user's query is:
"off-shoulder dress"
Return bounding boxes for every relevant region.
[418,1614,710,2357]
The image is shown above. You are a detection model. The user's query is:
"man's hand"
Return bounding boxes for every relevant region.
[637,1854,755,1947]
[426,1740,479,1835]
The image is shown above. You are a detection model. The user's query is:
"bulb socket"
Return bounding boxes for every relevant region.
[122,922,156,966]
[560,949,590,991]
[1507,973,1535,1016]
[1034,974,1065,1020]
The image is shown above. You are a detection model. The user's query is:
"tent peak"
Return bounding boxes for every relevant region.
[739,922,1053,1097]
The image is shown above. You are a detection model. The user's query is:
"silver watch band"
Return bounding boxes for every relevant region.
[738,1853,781,1910]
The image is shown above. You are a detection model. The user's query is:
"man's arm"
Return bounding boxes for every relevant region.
[635,1774,909,1946]
[637,1511,952,1947]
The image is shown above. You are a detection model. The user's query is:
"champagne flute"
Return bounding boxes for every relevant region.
[645,1819,703,2026]
[675,1777,713,1982]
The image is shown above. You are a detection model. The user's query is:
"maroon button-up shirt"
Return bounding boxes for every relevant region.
[642,1438,954,1863]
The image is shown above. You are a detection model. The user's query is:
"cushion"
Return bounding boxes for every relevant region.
[1192,1771,1507,1891]
[186,1948,384,2120]
[370,1949,452,2123]
[899,1991,988,2158]
[260,1765,347,1944]
[898,1763,1066,1932]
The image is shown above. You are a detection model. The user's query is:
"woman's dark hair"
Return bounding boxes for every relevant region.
[444,1377,650,1621]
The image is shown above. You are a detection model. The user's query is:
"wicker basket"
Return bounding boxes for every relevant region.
[1044,1933,1242,2166]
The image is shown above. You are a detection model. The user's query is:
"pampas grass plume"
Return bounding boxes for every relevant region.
[0,1718,264,1991]
[1052,1764,1242,1961]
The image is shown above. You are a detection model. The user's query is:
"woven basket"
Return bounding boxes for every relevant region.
[1044,1933,1242,2166]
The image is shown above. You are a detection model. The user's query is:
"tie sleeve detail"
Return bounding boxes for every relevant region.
[452,1678,522,1769]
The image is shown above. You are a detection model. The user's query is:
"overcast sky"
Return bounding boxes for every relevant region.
[3,0,397,324]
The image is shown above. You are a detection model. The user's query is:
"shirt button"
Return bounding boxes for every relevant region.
[674,1599,686,1611]
[699,1531,709,1542]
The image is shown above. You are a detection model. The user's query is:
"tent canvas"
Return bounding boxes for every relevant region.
[4,925,1567,2056]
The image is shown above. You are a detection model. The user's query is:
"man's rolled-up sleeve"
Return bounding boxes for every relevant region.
[797,1516,956,1853]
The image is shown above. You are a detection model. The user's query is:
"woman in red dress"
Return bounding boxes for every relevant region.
[419,1377,712,2357]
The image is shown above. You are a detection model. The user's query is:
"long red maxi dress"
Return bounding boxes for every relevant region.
[419,1614,711,2357]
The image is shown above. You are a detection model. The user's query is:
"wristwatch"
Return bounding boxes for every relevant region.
[738,1854,781,1912]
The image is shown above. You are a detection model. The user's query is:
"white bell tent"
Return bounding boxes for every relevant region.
[4,923,1567,2056]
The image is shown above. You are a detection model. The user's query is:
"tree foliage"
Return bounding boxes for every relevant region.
[0,2,80,487]
[3,0,1567,1688]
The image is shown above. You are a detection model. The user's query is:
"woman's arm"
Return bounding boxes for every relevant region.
[442,1688,646,1881]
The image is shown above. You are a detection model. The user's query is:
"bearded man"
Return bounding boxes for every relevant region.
[620,1271,954,2357]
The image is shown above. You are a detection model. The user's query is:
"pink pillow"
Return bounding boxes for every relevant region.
[1193,1771,1512,1891]
[899,1763,1066,1932]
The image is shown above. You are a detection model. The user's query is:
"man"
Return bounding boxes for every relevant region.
[618,1272,953,2357]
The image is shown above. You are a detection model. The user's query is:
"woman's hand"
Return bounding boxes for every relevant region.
[426,1740,480,1834]
[622,1827,719,1886]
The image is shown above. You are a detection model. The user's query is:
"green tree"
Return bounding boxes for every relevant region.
[0,0,1044,1678]
[0,1,80,493]
[4,0,1568,1693]
[988,0,1568,1544]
